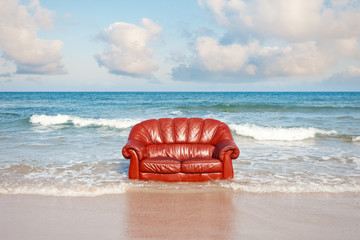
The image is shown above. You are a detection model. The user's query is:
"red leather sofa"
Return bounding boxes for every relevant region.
[122,118,239,182]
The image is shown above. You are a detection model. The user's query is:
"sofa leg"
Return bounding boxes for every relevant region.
[223,151,234,179]
[128,150,140,179]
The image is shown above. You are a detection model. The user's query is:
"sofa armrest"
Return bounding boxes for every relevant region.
[122,139,146,160]
[213,139,240,161]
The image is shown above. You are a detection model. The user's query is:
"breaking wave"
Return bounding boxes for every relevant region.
[229,123,337,141]
[30,115,342,142]
[30,114,141,129]
[353,136,360,142]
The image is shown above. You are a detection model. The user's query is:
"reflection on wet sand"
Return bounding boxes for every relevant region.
[125,190,235,239]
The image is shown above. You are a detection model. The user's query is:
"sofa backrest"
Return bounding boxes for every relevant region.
[146,143,215,160]
[128,118,234,160]
[129,118,233,145]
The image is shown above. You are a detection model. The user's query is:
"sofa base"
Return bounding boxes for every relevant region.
[139,172,223,182]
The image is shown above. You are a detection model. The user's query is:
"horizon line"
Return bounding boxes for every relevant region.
[1,91,360,93]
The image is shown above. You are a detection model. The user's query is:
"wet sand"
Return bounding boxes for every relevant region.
[1,191,359,240]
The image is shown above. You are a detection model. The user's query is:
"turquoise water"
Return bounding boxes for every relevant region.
[1,92,360,195]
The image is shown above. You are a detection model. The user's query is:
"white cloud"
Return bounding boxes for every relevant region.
[262,41,336,76]
[324,38,360,58]
[0,0,66,75]
[325,65,360,89]
[196,37,249,72]
[95,18,162,77]
[348,66,360,75]
[331,0,350,7]
[196,37,336,77]
[172,0,360,82]
[199,0,360,41]
[328,65,360,80]
[198,0,251,28]
[173,39,335,80]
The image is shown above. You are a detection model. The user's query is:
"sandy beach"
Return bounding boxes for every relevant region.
[1,190,359,240]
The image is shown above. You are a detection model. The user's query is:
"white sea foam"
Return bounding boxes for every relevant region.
[30,114,140,129]
[229,123,337,141]
[170,110,182,115]
[221,171,360,193]
[2,178,359,196]
[0,185,128,197]
[353,136,360,142]
[2,163,360,195]
[2,159,359,195]
[0,161,133,196]
[219,181,360,193]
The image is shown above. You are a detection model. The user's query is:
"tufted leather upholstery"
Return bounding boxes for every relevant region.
[122,118,239,181]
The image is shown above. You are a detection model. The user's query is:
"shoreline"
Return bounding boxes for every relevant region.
[1,191,359,240]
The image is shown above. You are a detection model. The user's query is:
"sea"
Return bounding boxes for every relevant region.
[1,92,360,196]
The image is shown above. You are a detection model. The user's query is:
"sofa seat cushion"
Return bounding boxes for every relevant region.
[181,157,223,173]
[140,157,181,174]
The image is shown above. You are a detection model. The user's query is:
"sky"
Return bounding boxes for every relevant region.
[0,0,360,91]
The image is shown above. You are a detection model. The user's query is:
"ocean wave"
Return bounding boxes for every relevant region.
[221,170,360,193]
[176,104,360,113]
[2,178,359,196]
[0,161,132,196]
[0,160,209,196]
[1,159,359,196]
[29,115,341,142]
[220,181,360,193]
[0,185,129,197]
[170,110,183,115]
[0,112,20,117]
[353,136,360,142]
[30,114,140,129]
[229,123,337,141]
